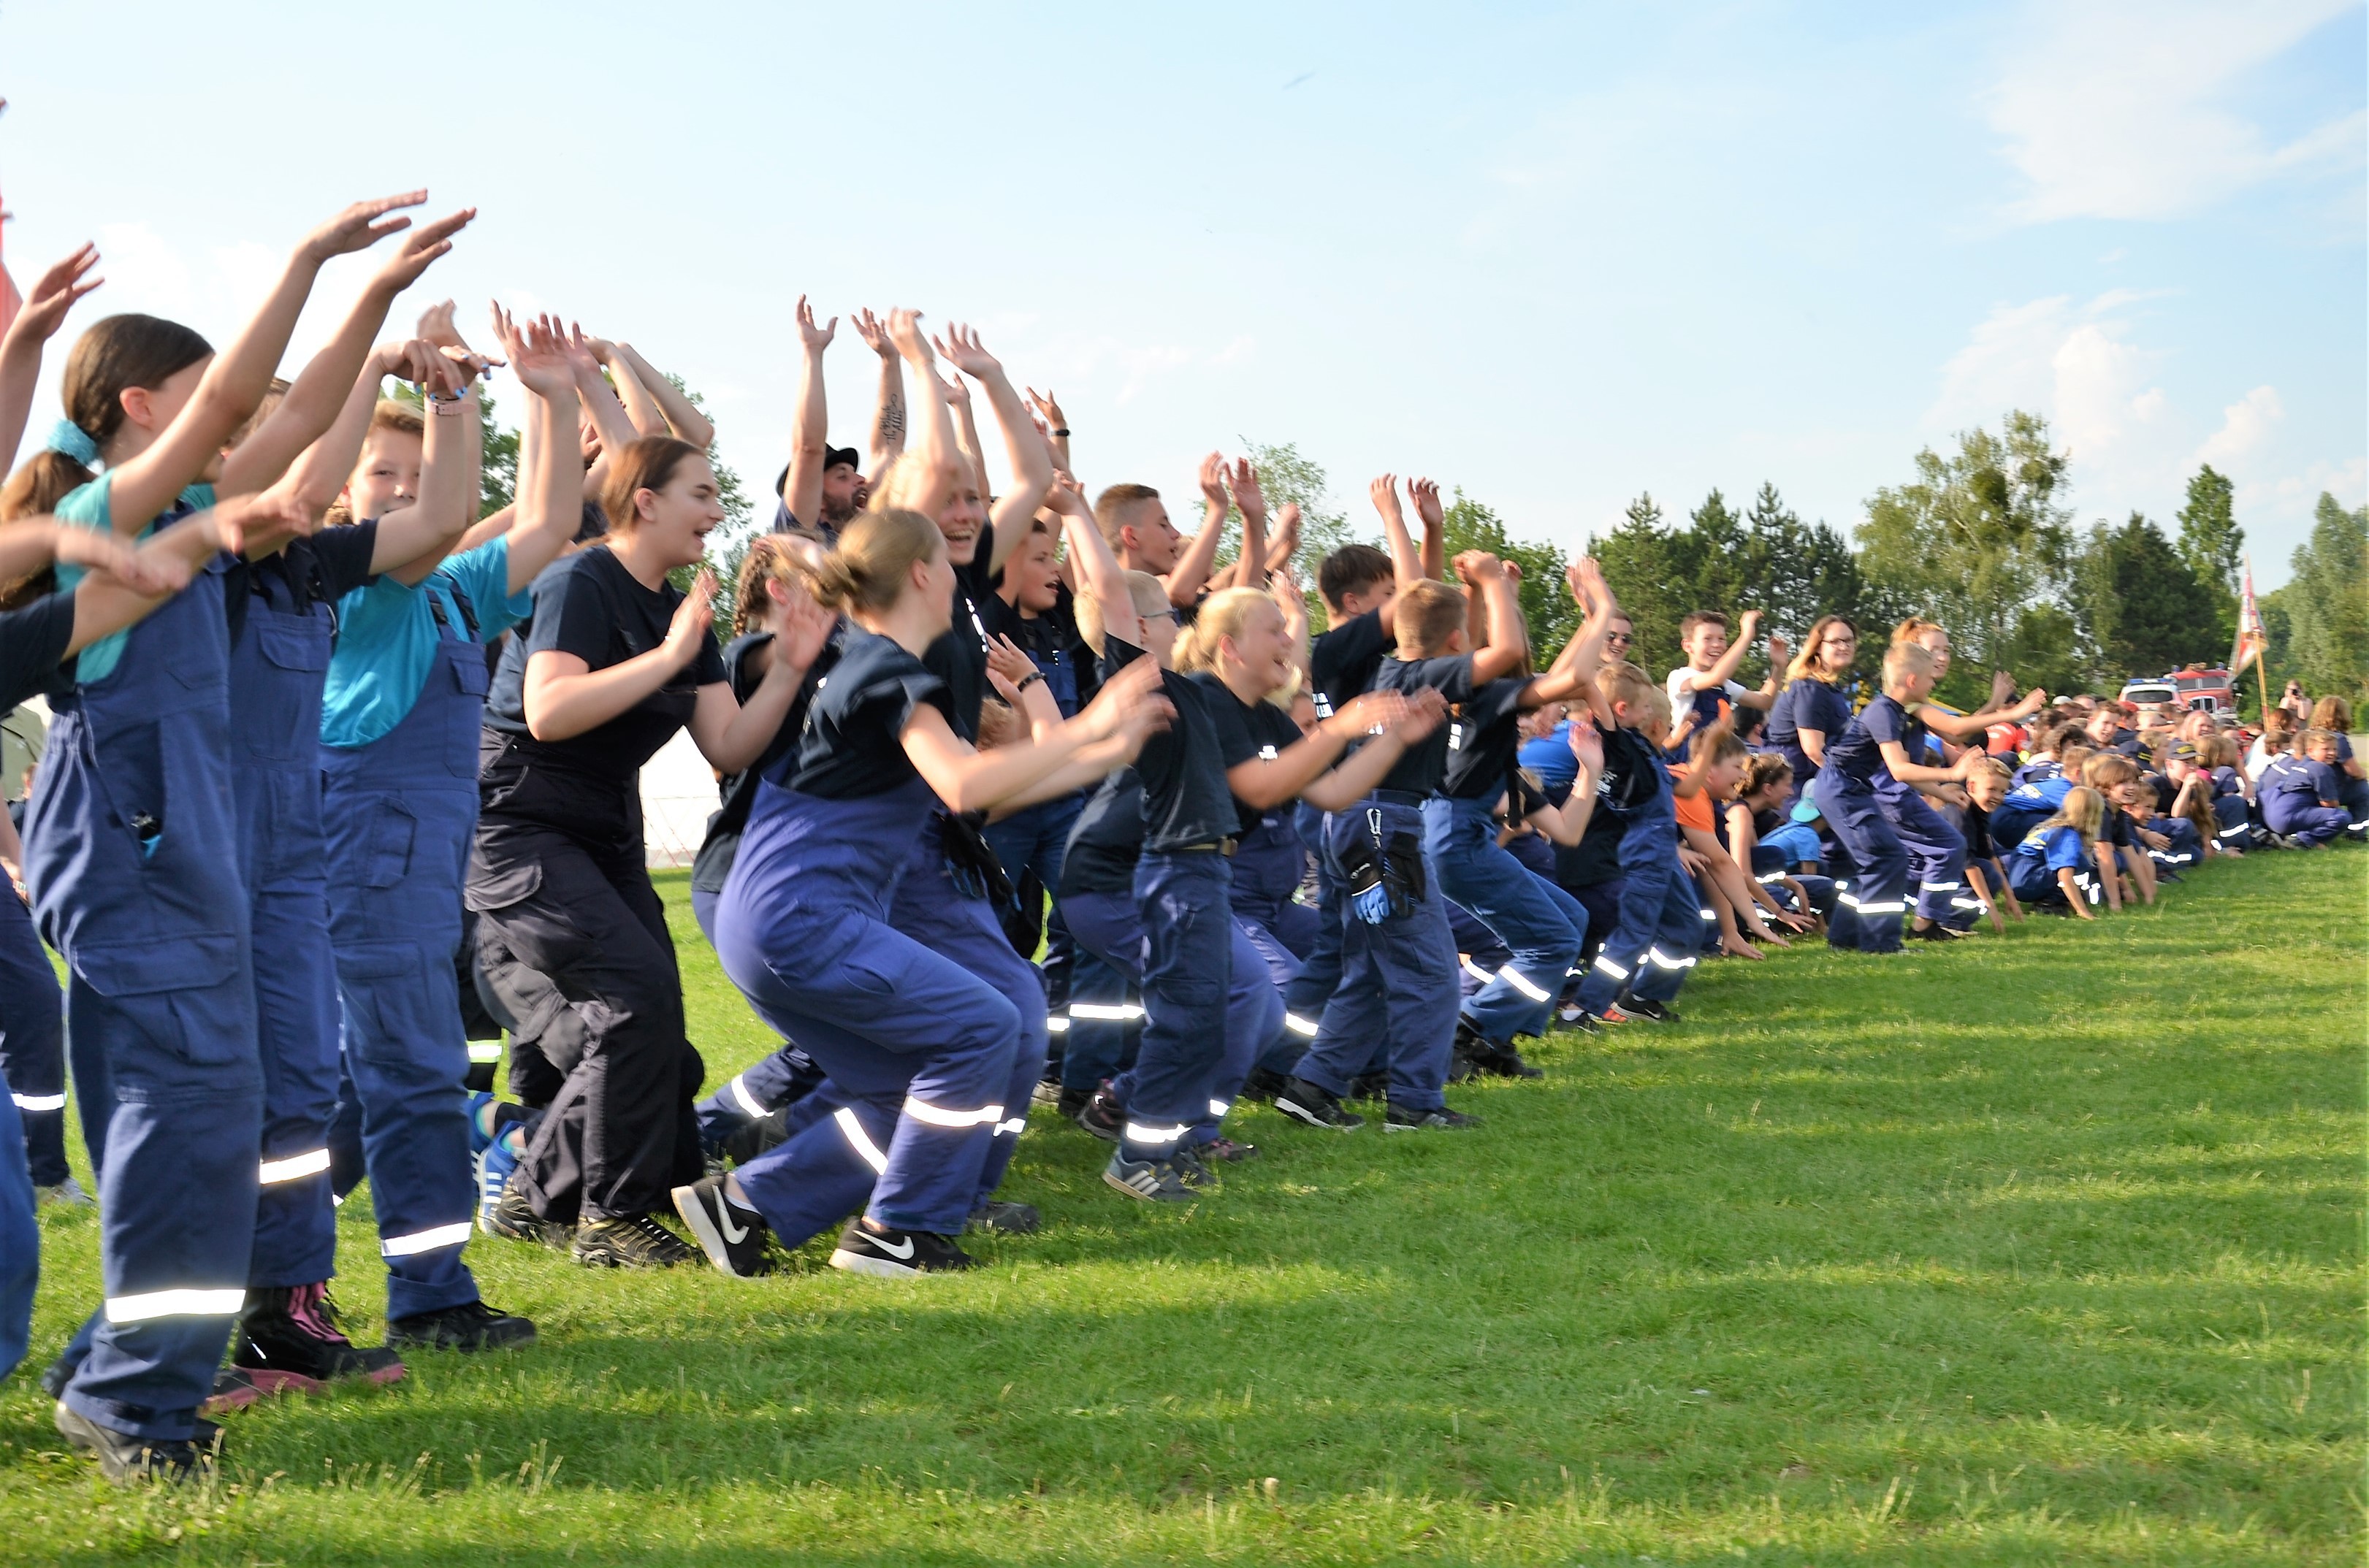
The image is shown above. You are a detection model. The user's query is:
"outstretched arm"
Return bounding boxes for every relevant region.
[1370,474,1423,589]
[850,309,907,473]
[885,310,962,520]
[1919,686,2045,741]
[603,340,713,448]
[1047,473,1138,651]
[493,308,590,595]
[105,192,429,532]
[1165,451,1231,611]
[221,207,473,498]
[1408,476,1447,582]
[938,325,1053,573]
[781,297,834,525]
[1460,551,1530,684]
[0,245,104,467]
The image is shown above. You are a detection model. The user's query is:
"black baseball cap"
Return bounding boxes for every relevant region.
[825,445,861,471]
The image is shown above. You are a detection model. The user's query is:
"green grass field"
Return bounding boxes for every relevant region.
[1,849,2360,1565]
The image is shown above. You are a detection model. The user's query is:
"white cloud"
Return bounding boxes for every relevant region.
[2196,384,2286,468]
[1984,0,2363,223]
[1926,292,2178,482]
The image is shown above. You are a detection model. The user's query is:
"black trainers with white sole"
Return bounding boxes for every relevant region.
[1102,1150,1202,1202]
[828,1220,979,1277]
[1621,997,1681,1024]
[672,1174,774,1277]
[1384,1103,1481,1131]
[571,1214,697,1269]
[1274,1076,1365,1131]
[386,1299,537,1353]
[486,1183,573,1248]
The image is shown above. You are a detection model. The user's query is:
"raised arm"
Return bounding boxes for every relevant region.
[604,341,714,448]
[493,308,588,595]
[901,654,1169,814]
[104,192,428,532]
[221,206,472,498]
[851,309,907,473]
[936,324,1056,573]
[1047,473,1138,650]
[373,355,482,578]
[0,245,103,467]
[1520,559,1616,706]
[687,585,835,774]
[1370,474,1423,589]
[1408,476,1447,583]
[1460,551,1530,684]
[941,368,990,506]
[1026,386,1069,476]
[1684,608,1760,693]
[1218,459,1269,596]
[780,297,834,525]
[884,310,961,520]
[1165,452,1231,610]
[565,325,641,462]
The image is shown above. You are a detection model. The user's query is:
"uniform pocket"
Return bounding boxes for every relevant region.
[463,857,543,914]
[335,938,463,1072]
[73,934,248,1068]
[359,803,418,890]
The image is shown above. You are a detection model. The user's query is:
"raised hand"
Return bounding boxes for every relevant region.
[1568,714,1605,773]
[1989,670,2016,708]
[796,294,836,353]
[1198,451,1230,512]
[663,571,717,667]
[885,307,934,370]
[1368,473,1404,525]
[300,191,427,264]
[1453,549,1503,584]
[561,322,606,383]
[4,244,102,345]
[852,308,894,359]
[492,305,576,398]
[1407,476,1444,529]
[371,207,473,295]
[1045,470,1093,516]
[418,299,499,378]
[1228,457,1267,522]
[1766,632,1792,671]
[1025,387,1066,429]
[1737,608,1763,640]
[984,632,1035,690]
[934,323,1004,380]
[936,369,972,409]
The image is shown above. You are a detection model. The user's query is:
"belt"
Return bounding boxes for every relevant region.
[1169,838,1237,857]
[1369,789,1427,808]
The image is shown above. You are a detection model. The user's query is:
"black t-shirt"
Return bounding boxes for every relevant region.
[226,523,381,647]
[1059,765,1144,897]
[1308,606,1389,720]
[690,623,847,893]
[1964,801,1996,861]
[1370,654,1485,797]
[979,579,1096,718]
[922,521,996,744]
[486,546,728,774]
[1197,675,1305,835]
[1105,638,1240,852]
[1441,672,1532,801]
[787,629,951,800]
[0,592,75,711]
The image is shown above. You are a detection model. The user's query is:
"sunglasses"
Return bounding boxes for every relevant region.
[1605,630,1633,644]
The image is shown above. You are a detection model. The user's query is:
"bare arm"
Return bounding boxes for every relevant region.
[373,375,481,578]
[1226,689,1408,811]
[1408,476,1447,583]
[1876,737,1979,787]
[1025,387,1068,477]
[606,341,712,448]
[1460,553,1530,685]
[781,297,833,526]
[850,310,907,472]
[67,494,301,653]
[885,310,961,521]
[1165,452,1231,611]
[221,207,473,499]
[1048,475,1137,650]
[1917,687,2045,742]
[937,326,1053,575]
[566,326,641,462]
[492,307,590,597]
[0,245,103,467]
[1370,475,1423,589]
[901,656,1167,814]
[106,193,428,533]
[943,370,990,507]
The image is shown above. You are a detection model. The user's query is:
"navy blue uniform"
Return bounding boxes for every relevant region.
[1818,692,1915,951]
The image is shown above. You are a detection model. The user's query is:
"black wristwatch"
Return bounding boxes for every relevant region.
[1015,671,1045,693]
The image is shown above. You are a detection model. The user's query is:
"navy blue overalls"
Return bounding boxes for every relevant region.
[716,772,1021,1242]
[1424,791,1584,1047]
[321,578,488,1320]
[1878,715,1969,926]
[2259,755,2350,846]
[0,880,67,1187]
[978,631,1088,1054]
[1571,748,1704,1013]
[1820,755,1910,955]
[28,552,260,1445]
[232,561,343,1290]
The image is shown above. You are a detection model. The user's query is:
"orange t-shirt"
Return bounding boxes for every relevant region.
[1669,764,1716,833]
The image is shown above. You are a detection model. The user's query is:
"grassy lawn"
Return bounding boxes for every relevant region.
[0,849,2359,1564]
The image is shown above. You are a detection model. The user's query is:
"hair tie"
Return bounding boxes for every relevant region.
[44,418,100,467]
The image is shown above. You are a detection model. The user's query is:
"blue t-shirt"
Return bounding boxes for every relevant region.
[2009,825,2089,898]
[1769,677,1852,787]
[2002,775,2074,816]
[2010,756,2063,789]
[53,473,215,684]
[1518,722,1579,795]
[321,534,533,749]
[1823,692,1909,792]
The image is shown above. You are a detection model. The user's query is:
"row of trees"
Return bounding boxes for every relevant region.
[1258,416,2368,715]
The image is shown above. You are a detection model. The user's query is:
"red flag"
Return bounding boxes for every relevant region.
[2228,557,2267,680]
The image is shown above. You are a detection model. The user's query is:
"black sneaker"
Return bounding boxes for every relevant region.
[720,1108,791,1166]
[1622,998,1681,1024]
[38,1352,75,1401]
[1240,1066,1292,1102]
[1198,1136,1259,1162]
[1562,1009,1603,1036]
[1384,1103,1481,1131]
[1348,1071,1389,1101]
[1074,1084,1124,1143]
[1274,1077,1365,1131]
[672,1174,774,1277]
[386,1299,537,1353]
[828,1219,979,1277]
[1908,922,1969,941]
[54,1401,215,1485]
[966,1200,1041,1235]
[486,1183,573,1248]
[573,1214,697,1269]
[1055,1087,1094,1122]
[1170,1146,1218,1188]
[1102,1150,1201,1202]
[234,1283,406,1395]
[1457,1018,1544,1079]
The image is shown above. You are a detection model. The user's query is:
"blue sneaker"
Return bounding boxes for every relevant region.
[476,1126,522,1234]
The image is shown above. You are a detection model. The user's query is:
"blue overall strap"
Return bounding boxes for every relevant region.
[424,578,481,642]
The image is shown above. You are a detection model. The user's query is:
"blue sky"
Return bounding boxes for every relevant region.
[1,1,2360,586]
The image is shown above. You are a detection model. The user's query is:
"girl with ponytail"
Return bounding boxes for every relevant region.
[678,508,1167,1280]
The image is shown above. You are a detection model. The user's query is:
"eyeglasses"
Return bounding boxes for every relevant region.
[1605,631,1633,644]
[1822,635,1857,647]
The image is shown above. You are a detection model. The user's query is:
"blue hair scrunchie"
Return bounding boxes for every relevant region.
[45,418,100,467]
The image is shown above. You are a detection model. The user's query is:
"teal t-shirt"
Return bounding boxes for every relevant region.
[53,473,216,684]
[320,533,534,749]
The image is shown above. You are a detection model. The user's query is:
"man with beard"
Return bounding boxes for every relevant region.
[774,299,904,538]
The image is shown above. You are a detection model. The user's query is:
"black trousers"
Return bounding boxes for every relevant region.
[468,820,703,1223]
